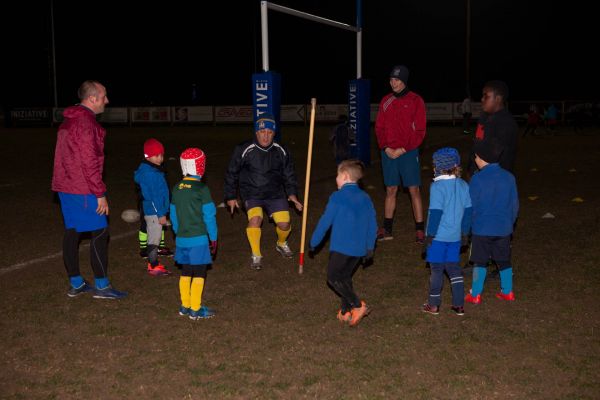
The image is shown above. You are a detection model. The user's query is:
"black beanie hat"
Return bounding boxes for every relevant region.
[473,138,504,164]
[390,65,409,84]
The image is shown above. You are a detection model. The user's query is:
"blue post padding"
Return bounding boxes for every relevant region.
[348,79,371,165]
[252,71,281,141]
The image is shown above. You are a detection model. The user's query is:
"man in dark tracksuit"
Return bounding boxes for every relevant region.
[224,115,303,270]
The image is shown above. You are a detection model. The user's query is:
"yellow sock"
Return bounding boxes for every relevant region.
[246,227,262,256]
[276,226,291,246]
[179,276,192,309]
[190,277,205,311]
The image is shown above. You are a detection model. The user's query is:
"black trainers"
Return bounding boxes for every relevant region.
[376,227,393,241]
[67,281,94,298]
[451,306,465,316]
[158,246,174,257]
[422,303,439,315]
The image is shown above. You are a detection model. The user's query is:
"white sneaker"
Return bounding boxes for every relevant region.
[276,242,293,258]
[250,255,263,270]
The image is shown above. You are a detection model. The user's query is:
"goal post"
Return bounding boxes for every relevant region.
[253,1,371,164]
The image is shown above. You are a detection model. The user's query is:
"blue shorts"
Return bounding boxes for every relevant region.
[175,244,212,266]
[244,198,289,217]
[381,148,421,187]
[58,192,108,233]
[470,235,512,267]
[426,240,461,263]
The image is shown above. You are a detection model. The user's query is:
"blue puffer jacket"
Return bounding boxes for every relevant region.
[134,160,170,217]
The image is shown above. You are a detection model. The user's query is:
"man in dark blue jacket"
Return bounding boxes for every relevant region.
[224,115,302,270]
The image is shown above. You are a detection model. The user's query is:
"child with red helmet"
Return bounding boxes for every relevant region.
[170,148,218,319]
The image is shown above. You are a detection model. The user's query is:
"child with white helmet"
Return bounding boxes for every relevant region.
[170,148,218,320]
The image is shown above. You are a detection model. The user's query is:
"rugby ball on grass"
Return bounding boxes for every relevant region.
[121,209,140,223]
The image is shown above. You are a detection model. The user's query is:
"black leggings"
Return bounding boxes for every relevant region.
[63,227,109,278]
[327,252,362,312]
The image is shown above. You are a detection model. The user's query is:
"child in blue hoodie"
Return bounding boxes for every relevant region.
[422,148,472,316]
[309,160,377,327]
[134,138,172,276]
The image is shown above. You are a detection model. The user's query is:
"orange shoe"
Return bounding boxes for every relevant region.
[349,301,371,327]
[465,293,481,304]
[495,291,515,301]
[337,310,352,324]
[147,263,172,276]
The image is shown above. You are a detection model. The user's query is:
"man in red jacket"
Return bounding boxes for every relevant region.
[52,80,127,299]
[375,65,427,244]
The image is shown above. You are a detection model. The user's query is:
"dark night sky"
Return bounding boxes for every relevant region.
[3,1,597,107]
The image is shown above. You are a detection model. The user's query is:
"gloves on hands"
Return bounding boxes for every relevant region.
[209,240,218,257]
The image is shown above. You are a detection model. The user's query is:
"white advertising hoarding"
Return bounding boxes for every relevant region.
[131,107,171,123]
[172,106,213,123]
[215,106,253,122]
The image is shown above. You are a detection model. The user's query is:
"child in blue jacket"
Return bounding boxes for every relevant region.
[422,148,472,316]
[465,138,519,304]
[134,138,172,276]
[310,160,377,327]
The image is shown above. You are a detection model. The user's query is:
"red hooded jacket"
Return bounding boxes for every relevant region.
[375,91,427,152]
[51,105,106,197]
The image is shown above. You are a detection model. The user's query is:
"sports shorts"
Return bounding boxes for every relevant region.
[244,198,289,217]
[381,148,421,187]
[470,235,512,267]
[58,192,108,233]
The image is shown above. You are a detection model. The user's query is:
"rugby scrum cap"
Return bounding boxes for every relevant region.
[180,147,206,177]
[432,147,460,175]
[390,65,409,83]
[473,138,504,164]
[143,138,164,158]
[255,114,276,132]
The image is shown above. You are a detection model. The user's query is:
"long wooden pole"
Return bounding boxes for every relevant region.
[298,98,317,274]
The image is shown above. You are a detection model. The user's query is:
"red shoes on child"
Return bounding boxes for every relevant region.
[465,291,516,304]
[147,263,172,276]
[495,291,515,301]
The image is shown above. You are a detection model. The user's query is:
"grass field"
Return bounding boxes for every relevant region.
[1,123,599,399]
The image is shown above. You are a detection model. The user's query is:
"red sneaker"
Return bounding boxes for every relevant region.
[147,263,172,276]
[465,293,481,304]
[495,291,515,301]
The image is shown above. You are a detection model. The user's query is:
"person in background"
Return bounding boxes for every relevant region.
[329,114,355,165]
[462,95,473,135]
[468,80,518,176]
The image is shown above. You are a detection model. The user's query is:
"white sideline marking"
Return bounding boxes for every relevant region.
[0,230,138,276]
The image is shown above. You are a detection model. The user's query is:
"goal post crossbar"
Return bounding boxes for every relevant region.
[266,2,359,33]
[260,1,362,75]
